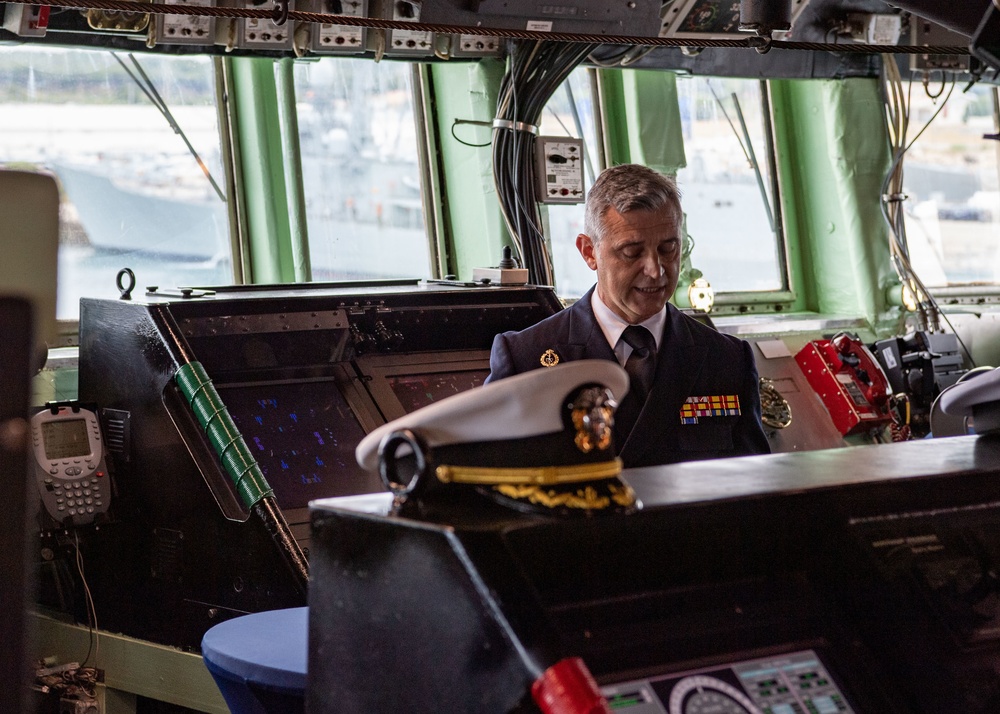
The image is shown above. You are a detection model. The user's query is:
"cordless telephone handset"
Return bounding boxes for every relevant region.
[31,403,111,527]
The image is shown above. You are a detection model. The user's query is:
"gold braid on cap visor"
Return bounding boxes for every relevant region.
[435,458,623,485]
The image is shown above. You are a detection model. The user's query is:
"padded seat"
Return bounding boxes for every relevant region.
[201,607,307,714]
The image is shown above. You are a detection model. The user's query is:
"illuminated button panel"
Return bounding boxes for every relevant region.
[601,649,855,714]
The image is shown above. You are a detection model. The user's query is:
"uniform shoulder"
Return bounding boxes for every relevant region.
[676,309,747,350]
[498,301,573,341]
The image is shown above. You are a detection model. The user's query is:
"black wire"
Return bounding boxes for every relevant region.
[922,70,947,100]
[588,46,634,67]
[493,39,595,285]
[877,62,977,368]
[73,532,97,668]
[450,119,492,148]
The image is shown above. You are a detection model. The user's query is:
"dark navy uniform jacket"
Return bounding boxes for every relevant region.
[486,286,771,469]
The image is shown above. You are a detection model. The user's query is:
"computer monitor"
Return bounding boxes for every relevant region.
[217,377,384,512]
[386,369,490,413]
[354,351,491,421]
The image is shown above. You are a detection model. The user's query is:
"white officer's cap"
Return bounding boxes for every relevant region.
[355,360,636,515]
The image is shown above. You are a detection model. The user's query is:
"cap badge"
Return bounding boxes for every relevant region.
[680,394,741,424]
[570,385,615,453]
[540,349,560,368]
[759,377,792,429]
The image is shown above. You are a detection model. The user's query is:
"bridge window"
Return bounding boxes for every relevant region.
[675,76,783,294]
[293,59,430,281]
[544,70,784,301]
[0,46,232,321]
[901,83,1000,289]
[542,67,601,299]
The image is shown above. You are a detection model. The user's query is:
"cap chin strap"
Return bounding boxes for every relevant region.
[435,459,622,486]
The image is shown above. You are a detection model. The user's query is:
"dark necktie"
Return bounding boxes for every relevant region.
[622,325,657,403]
[615,325,657,443]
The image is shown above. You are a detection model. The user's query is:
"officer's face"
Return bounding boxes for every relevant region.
[576,205,682,325]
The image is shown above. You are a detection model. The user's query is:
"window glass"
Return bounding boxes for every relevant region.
[902,84,1000,287]
[541,67,601,299]
[294,59,430,281]
[0,47,231,320]
[674,76,783,293]
[542,72,783,299]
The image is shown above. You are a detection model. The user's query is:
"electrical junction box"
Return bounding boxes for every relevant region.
[449,33,503,58]
[153,0,215,45]
[911,17,971,73]
[310,0,367,54]
[846,12,901,45]
[418,0,660,38]
[235,0,294,50]
[3,3,50,36]
[535,137,585,204]
[372,0,433,57]
[659,0,811,40]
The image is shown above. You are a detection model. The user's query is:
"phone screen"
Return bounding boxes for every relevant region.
[41,418,91,460]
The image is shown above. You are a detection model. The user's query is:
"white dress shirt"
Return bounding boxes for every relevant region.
[590,291,666,367]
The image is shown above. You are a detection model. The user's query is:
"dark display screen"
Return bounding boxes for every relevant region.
[387,370,489,413]
[42,419,91,460]
[220,380,381,510]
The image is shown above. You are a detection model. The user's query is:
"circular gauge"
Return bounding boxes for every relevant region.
[668,675,763,714]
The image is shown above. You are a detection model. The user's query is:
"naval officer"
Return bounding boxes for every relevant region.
[486,163,770,468]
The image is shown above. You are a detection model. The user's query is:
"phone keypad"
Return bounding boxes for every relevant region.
[45,476,105,518]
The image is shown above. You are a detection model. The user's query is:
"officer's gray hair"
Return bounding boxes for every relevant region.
[583,164,682,244]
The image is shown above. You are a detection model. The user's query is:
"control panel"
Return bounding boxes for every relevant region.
[152,0,216,45]
[602,649,854,714]
[449,33,502,58]
[310,0,367,54]
[375,0,433,57]
[659,0,812,40]
[535,136,585,204]
[235,0,294,50]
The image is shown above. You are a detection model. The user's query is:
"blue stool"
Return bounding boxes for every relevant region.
[201,607,307,714]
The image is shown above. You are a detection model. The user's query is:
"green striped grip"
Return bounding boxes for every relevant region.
[175,361,273,508]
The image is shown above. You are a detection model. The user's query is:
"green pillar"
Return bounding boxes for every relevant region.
[595,69,631,167]
[228,57,297,284]
[428,59,508,281]
[274,58,311,282]
[596,68,686,171]
[771,78,901,333]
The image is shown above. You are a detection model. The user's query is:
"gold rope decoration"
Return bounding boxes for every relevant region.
[494,481,636,510]
[435,458,622,486]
